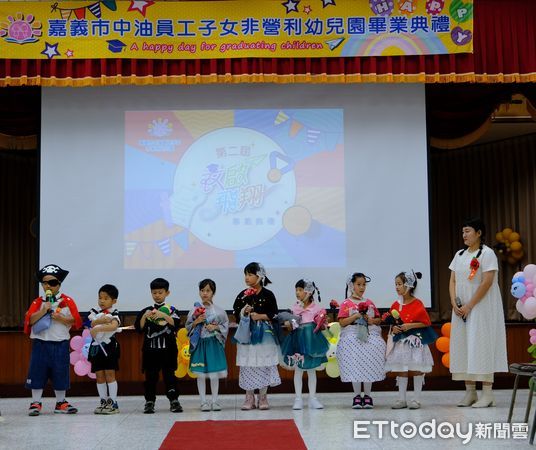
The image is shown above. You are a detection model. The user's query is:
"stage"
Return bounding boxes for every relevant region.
[0,391,532,449]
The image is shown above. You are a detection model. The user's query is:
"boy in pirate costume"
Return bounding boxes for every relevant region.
[24,264,82,416]
[134,278,183,414]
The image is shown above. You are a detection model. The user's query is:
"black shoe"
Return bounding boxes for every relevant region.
[144,401,155,414]
[170,399,183,413]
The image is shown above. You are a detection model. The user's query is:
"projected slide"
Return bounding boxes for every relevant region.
[124,109,344,269]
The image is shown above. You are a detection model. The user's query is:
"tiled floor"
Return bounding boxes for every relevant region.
[0,390,533,449]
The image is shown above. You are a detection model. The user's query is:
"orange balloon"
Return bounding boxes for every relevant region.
[436,336,450,353]
[510,241,522,251]
[442,352,450,368]
[502,228,513,239]
[495,232,504,242]
[512,250,524,260]
[441,322,451,338]
[509,232,520,243]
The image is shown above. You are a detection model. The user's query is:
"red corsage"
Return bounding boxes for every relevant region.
[329,299,339,309]
[357,303,369,315]
[244,288,256,297]
[468,257,480,280]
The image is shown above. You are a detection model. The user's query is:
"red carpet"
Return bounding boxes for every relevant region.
[160,419,307,450]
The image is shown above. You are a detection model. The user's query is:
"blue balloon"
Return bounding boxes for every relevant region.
[511,282,527,299]
[512,276,526,284]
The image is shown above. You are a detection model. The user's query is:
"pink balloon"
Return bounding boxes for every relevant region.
[523,297,536,320]
[531,336,536,345]
[82,329,91,340]
[530,329,536,337]
[74,359,90,376]
[526,283,535,293]
[524,264,536,282]
[516,299,526,315]
[70,335,84,352]
[532,274,536,286]
[69,351,81,365]
[520,294,529,303]
[88,372,96,379]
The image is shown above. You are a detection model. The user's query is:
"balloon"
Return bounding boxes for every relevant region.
[533,274,536,286]
[177,328,188,344]
[187,369,198,379]
[175,364,188,378]
[524,265,536,282]
[495,232,504,242]
[325,359,340,378]
[441,322,451,338]
[526,284,535,293]
[502,228,513,239]
[70,335,84,351]
[74,359,90,377]
[88,372,96,379]
[513,272,524,281]
[523,297,536,320]
[81,342,91,359]
[435,336,450,353]
[441,352,450,368]
[530,336,536,345]
[69,351,81,365]
[529,329,536,337]
[516,300,526,316]
[509,232,520,243]
[510,241,522,251]
[511,282,527,299]
[512,250,524,260]
[328,322,341,339]
[82,328,91,340]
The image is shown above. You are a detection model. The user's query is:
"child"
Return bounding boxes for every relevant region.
[232,262,281,410]
[23,264,82,416]
[186,279,229,411]
[134,278,182,414]
[337,273,385,409]
[384,271,436,410]
[88,284,121,414]
[281,279,329,410]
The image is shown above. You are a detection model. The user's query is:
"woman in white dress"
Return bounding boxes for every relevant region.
[449,217,508,408]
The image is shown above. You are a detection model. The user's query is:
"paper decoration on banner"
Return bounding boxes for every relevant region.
[175,328,198,378]
[274,111,289,125]
[51,1,116,21]
[494,227,524,265]
[511,264,536,320]
[307,129,321,144]
[436,322,451,368]
[157,238,171,256]
[125,242,138,256]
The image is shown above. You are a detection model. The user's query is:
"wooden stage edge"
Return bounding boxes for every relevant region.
[0,323,532,398]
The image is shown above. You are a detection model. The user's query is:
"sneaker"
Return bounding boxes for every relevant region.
[391,400,407,409]
[200,402,211,412]
[258,394,269,410]
[143,401,155,414]
[292,397,303,410]
[362,395,374,409]
[352,395,362,409]
[54,400,78,414]
[241,394,256,410]
[102,398,119,414]
[28,401,42,416]
[94,399,107,415]
[308,397,324,409]
[211,402,222,411]
[170,399,183,413]
[408,400,421,410]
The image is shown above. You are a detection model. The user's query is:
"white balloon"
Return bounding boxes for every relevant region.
[522,297,536,320]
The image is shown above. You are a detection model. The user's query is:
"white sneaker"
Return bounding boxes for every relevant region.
[211,402,221,411]
[308,397,324,409]
[408,400,421,409]
[292,397,303,410]
[200,402,211,412]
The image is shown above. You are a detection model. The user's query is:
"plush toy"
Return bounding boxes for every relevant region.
[275,310,302,330]
[313,309,328,333]
[148,304,172,325]
[189,302,206,351]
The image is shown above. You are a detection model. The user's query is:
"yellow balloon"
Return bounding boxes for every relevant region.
[326,360,340,378]
[175,364,187,378]
[502,228,513,239]
[510,241,522,251]
[180,343,190,362]
[187,369,198,379]
[509,232,520,243]
[495,232,504,242]
[177,328,189,344]
[328,322,341,338]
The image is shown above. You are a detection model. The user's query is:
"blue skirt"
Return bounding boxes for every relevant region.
[281,323,329,370]
[189,336,227,374]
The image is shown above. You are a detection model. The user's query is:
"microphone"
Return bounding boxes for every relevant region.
[455,297,466,322]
